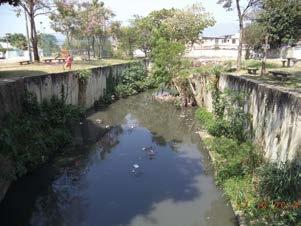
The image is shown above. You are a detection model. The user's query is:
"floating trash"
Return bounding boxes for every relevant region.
[96,119,102,124]
[148,149,155,155]
[105,125,110,128]
[133,164,139,169]
[142,146,153,151]
[79,122,83,125]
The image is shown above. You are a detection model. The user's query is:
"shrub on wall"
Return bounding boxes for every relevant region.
[0,92,84,180]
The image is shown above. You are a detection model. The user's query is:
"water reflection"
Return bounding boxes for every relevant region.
[0,92,236,226]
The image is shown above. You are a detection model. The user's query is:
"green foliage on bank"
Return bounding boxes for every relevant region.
[114,62,156,98]
[0,93,84,180]
[196,88,301,225]
[196,89,251,142]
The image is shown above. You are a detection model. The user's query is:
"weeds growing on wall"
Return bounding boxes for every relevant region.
[0,92,84,180]
[78,69,92,83]
[196,89,251,142]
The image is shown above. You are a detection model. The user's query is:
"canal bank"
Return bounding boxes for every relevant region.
[190,72,301,225]
[190,73,301,162]
[0,61,144,203]
[0,92,237,226]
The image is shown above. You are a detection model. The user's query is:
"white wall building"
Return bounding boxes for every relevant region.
[186,33,246,59]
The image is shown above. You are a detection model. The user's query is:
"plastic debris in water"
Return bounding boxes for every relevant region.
[105,125,110,128]
[79,122,83,125]
[96,119,102,124]
[148,149,155,155]
[142,146,153,151]
[133,164,139,169]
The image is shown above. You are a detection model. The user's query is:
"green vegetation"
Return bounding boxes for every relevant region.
[38,33,60,57]
[2,33,27,50]
[78,69,92,83]
[256,161,301,202]
[242,59,281,69]
[196,86,301,225]
[114,62,155,98]
[0,93,84,180]
[196,89,251,142]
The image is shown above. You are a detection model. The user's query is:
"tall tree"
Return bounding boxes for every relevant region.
[258,0,299,48]
[50,0,77,49]
[18,0,52,62]
[243,22,265,58]
[4,33,27,49]
[38,33,59,56]
[256,0,300,75]
[218,0,260,70]
[1,0,51,61]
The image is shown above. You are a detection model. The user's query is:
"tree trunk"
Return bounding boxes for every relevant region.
[98,36,102,59]
[245,47,250,60]
[29,12,39,62]
[24,9,32,62]
[261,34,269,76]
[66,32,70,50]
[236,0,243,71]
[92,36,95,58]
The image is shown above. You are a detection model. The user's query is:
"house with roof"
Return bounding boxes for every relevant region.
[186,33,245,59]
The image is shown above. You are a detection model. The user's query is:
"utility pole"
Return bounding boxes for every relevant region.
[24,9,32,62]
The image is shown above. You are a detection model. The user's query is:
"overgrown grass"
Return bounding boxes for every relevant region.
[0,93,84,180]
[242,59,281,69]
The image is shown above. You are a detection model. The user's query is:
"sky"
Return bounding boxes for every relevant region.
[0,0,239,41]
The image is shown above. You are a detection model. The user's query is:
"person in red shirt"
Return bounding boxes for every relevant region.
[64,54,73,70]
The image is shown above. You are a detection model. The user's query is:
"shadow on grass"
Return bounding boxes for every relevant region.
[0,70,49,79]
[243,71,301,92]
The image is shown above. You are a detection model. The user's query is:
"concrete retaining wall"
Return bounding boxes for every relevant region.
[0,63,133,121]
[191,73,301,162]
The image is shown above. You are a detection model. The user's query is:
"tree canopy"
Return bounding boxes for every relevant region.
[4,33,27,50]
[257,0,300,47]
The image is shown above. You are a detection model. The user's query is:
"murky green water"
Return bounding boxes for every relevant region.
[0,92,236,226]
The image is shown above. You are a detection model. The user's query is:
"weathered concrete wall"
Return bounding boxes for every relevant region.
[191,73,301,162]
[0,63,132,121]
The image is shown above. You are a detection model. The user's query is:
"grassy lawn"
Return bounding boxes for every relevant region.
[0,59,132,79]
[237,59,301,92]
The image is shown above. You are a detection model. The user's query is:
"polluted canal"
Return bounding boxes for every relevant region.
[0,92,236,226]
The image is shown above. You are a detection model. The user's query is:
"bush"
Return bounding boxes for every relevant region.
[0,93,83,178]
[256,161,301,201]
[206,137,262,183]
[115,62,155,97]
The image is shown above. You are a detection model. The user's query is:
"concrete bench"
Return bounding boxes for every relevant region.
[56,58,66,63]
[292,58,301,66]
[81,57,91,61]
[44,58,55,63]
[19,60,31,65]
[270,70,292,81]
[247,68,258,75]
[281,59,287,67]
